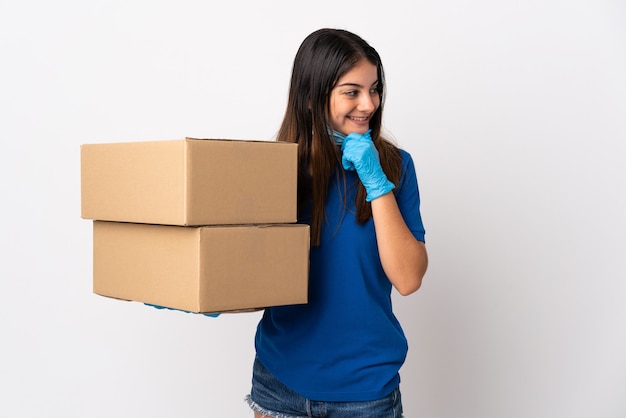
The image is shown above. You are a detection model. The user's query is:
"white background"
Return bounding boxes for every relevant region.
[1,1,625,417]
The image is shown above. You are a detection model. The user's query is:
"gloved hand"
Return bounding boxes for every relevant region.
[144,303,220,318]
[341,130,395,201]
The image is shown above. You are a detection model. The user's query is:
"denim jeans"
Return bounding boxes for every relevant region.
[245,357,404,418]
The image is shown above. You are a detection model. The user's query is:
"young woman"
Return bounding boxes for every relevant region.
[246,28,428,418]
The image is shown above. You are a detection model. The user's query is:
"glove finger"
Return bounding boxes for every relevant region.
[341,129,371,150]
[342,155,355,171]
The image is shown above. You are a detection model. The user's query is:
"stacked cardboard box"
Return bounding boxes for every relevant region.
[81,138,309,314]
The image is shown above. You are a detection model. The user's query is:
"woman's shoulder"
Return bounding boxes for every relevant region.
[381,136,412,160]
[398,147,412,159]
[397,148,415,169]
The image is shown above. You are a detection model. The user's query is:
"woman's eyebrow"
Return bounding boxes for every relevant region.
[336,80,379,88]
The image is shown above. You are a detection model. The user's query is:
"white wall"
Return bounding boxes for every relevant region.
[1,1,625,417]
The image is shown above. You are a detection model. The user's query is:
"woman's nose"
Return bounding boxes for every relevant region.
[358,92,376,112]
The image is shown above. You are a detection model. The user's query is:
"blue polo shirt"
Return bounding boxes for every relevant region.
[254,149,425,402]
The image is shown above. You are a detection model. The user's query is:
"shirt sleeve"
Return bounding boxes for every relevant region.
[395,150,426,242]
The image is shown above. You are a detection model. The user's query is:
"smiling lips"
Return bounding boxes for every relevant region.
[349,116,370,127]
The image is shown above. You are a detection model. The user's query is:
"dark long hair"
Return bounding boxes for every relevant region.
[277,28,401,246]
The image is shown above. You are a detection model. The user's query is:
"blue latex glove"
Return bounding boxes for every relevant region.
[144,303,220,318]
[341,130,395,201]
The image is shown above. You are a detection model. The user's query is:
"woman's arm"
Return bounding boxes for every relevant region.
[371,192,428,295]
[340,131,428,294]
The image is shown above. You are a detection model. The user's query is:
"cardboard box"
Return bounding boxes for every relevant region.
[93,221,309,313]
[81,138,298,225]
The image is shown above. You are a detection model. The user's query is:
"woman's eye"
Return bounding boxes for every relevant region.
[345,90,358,97]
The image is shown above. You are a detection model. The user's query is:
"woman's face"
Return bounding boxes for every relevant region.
[328,59,380,136]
